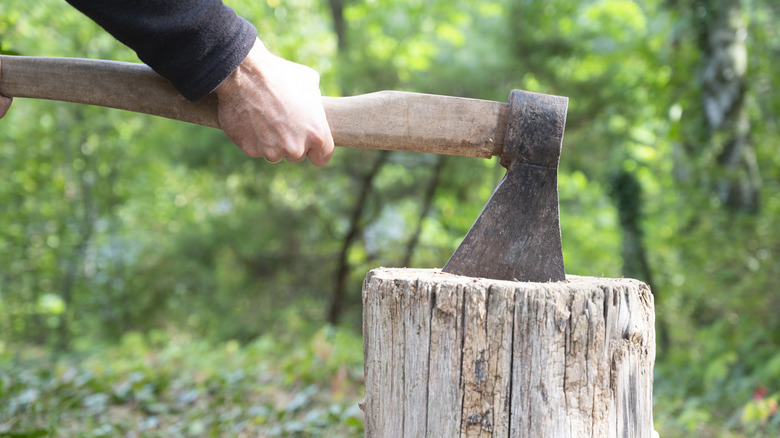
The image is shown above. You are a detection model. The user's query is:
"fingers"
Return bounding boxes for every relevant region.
[0,58,12,119]
[0,94,12,119]
[256,131,333,166]
[215,38,335,167]
[307,128,335,167]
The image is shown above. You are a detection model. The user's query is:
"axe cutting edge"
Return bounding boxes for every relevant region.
[0,55,568,283]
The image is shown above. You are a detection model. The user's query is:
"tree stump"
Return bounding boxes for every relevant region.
[361,268,655,438]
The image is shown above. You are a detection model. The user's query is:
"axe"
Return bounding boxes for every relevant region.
[0,55,567,282]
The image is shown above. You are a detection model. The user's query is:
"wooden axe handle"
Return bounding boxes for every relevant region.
[0,55,508,158]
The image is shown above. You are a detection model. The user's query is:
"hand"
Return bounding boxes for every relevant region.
[0,58,12,119]
[215,38,334,166]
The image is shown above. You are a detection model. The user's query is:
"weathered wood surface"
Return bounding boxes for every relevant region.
[0,55,507,158]
[362,268,655,438]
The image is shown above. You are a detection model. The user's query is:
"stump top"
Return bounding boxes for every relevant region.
[366,267,647,290]
[362,267,656,438]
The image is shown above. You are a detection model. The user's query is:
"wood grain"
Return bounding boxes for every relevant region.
[0,55,508,158]
[361,268,656,438]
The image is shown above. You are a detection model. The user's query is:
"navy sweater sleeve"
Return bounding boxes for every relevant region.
[65,0,258,101]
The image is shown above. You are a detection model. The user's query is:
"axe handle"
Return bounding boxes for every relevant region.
[0,55,507,158]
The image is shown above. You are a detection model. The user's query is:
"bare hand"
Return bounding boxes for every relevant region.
[0,58,12,119]
[214,39,334,166]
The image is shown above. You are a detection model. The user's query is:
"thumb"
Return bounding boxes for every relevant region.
[308,129,335,167]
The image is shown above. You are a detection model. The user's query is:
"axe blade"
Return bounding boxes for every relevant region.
[442,90,567,282]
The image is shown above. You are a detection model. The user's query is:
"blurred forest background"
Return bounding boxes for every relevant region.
[1,0,778,436]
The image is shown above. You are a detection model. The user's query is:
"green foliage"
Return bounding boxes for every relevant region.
[1,0,779,436]
[0,326,364,437]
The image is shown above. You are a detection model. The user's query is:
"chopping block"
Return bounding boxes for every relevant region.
[0,55,657,436]
[360,268,656,438]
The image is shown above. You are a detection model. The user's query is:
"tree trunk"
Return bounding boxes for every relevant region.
[361,268,656,437]
[610,169,669,353]
[401,156,445,268]
[326,0,347,51]
[328,150,389,325]
[696,0,760,212]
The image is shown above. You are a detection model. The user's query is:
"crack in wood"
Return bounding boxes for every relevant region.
[363,269,655,437]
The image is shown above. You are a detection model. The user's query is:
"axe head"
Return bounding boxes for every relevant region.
[442,89,567,282]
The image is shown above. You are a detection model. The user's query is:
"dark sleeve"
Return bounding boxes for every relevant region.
[65,0,258,101]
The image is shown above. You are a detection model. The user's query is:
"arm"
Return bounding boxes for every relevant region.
[214,38,334,165]
[64,0,257,101]
[7,0,334,165]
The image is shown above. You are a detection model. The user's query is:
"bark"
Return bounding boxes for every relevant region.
[327,151,389,325]
[326,0,347,51]
[362,268,656,437]
[401,156,445,267]
[696,0,760,212]
[610,170,669,353]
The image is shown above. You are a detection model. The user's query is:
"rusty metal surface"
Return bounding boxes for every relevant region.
[442,90,567,282]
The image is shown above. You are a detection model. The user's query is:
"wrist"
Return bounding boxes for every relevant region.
[215,38,272,99]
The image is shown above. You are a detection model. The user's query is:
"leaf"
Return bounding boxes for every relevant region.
[0,431,51,438]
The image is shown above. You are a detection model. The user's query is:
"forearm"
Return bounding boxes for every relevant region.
[2,3,334,165]
[65,0,257,100]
